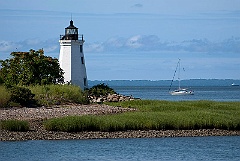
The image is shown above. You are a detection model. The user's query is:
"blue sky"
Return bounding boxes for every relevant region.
[0,0,240,80]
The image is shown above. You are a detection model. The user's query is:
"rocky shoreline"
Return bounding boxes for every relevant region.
[1,104,240,141]
[1,128,240,141]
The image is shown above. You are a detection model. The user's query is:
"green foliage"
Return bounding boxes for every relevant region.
[87,83,116,97]
[0,49,64,86]
[0,120,29,131]
[29,84,89,106]
[44,100,240,132]
[0,74,4,85]
[0,86,11,108]
[9,86,36,107]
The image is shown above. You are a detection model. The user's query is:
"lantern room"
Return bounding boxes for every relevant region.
[61,20,78,40]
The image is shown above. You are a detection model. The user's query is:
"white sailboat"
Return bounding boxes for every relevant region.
[169,59,194,95]
[231,83,239,86]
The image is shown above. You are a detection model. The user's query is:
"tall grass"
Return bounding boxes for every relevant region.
[28,84,89,106]
[0,120,30,131]
[44,100,240,132]
[0,84,89,108]
[0,85,11,108]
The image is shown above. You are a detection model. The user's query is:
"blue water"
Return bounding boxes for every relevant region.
[89,79,240,101]
[1,136,240,161]
[113,86,240,101]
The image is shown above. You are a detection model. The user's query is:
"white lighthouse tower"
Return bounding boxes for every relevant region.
[59,20,88,90]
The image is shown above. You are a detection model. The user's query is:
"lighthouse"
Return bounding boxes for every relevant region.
[59,20,88,90]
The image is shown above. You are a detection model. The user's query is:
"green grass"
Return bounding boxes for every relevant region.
[29,84,89,106]
[0,84,89,108]
[0,120,30,132]
[44,100,240,132]
[0,86,11,108]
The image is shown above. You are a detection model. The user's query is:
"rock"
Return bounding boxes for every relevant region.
[96,98,103,103]
[112,97,119,102]
[90,93,140,103]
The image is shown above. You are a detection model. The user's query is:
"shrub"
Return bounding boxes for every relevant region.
[87,83,116,97]
[0,120,29,131]
[9,86,36,107]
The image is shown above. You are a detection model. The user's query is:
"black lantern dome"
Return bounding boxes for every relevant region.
[63,20,78,40]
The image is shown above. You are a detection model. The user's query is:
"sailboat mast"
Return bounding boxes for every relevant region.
[178,59,181,89]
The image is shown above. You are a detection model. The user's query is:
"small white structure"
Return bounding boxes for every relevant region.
[59,20,88,90]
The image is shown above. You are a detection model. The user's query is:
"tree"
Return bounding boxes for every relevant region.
[0,49,64,86]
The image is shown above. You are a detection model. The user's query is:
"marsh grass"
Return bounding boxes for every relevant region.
[0,84,89,108]
[28,84,89,106]
[44,100,240,132]
[0,86,11,108]
[0,120,29,131]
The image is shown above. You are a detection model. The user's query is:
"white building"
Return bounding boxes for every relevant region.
[59,20,88,90]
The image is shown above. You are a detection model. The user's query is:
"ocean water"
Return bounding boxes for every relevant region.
[89,79,240,101]
[113,86,240,101]
[1,136,240,161]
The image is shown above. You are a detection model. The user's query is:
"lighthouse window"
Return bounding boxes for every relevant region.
[66,29,77,34]
[80,45,83,53]
[81,57,84,64]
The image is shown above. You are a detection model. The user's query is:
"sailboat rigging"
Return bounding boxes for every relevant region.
[169,59,194,95]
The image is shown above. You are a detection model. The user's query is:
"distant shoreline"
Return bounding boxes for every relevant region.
[1,104,240,141]
[88,79,240,87]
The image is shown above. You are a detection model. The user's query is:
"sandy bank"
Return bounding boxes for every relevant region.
[0,104,136,120]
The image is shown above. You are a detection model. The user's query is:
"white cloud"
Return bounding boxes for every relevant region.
[126,35,142,48]
[85,42,104,52]
[1,35,240,61]
[0,40,22,52]
[85,35,240,54]
[43,45,58,52]
[25,38,41,45]
[0,39,59,60]
[105,37,125,48]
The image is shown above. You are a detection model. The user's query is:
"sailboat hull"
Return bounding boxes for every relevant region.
[170,89,194,95]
